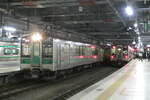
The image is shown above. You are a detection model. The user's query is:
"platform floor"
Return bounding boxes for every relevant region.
[68,60,150,100]
[0,61,20,74]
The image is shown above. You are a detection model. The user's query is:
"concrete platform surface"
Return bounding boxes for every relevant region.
[68,60,150,100]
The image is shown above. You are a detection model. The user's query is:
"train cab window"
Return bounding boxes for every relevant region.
[42,39,53,57]
[42,45,53,57]
[92,48,98,55]
[4,48,11,55]
[12,48,19,55]
[21,38,31,57]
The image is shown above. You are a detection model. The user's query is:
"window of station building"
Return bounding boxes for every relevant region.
[4,48,11,55]
[42,40,53,57]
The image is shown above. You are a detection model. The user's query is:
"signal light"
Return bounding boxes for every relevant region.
[110,55,115,59]
[91,45,96,49]
[112,46,116,49]
[92,55,97,59]
[124,55,128,59]
[79,55,84,59]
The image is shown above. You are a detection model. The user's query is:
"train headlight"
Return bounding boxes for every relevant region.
[31,33,42,41]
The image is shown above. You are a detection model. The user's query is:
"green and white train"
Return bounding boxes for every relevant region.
[20,33,104,77]
[0,42,19,61]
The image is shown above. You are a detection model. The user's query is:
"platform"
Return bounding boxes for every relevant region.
[0,61,20,74]
[68,60,149,100]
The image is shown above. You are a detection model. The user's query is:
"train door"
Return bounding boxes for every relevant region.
[57,44,61,68]
[31,42,41,66]
[60,43,70,68]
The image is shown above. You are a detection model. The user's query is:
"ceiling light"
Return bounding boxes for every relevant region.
[3,26,16,32]
[138,36,141,40]
[125,6,133,16]
[128,27,132,30]
[132,41,136,44]
[106,43,111,46]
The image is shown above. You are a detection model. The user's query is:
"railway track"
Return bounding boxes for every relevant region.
[51,67,116,100]
[0,65,120,100]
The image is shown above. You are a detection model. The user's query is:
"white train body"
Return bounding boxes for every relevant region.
[0,42,19,61]
[21,36,104,73]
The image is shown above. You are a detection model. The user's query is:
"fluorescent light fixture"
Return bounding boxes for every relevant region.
[136,31,140,34]
[128,27,132,31]
[118,48,121,51]
[147,45,150,47]
[3,26,16,32]
[106,43,111,46]
[138,36,141,40]
[132,41,136,44]
[134,23,138,27]
[125,6,133,16]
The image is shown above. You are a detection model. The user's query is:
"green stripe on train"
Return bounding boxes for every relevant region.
[22,59,31,64]
[0,56,19,58]
[42,59,53,64]
[21,58,95,64]
[22,59,53,64]
[0,45,19,48]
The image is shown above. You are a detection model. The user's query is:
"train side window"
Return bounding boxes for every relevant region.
[75,45,80,56]
[42,41,53,57]
[79,46,83,55]
[92,48,98,55]
[4,48,11,55]
[82,46,85,55]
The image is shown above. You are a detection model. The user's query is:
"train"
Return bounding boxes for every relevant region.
[20,33,104,78]
[0,42,20,61]
[20,33,135,78]
[104,45,135,66]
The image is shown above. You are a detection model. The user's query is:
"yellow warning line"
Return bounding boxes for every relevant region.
[96,61,136,100]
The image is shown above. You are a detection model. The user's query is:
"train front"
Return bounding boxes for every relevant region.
[20,33,53,78]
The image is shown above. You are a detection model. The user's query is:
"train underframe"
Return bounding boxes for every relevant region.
[110,60,128,67]
[22,61,101,79]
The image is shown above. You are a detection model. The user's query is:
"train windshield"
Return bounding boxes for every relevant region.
[21,37,31,57]
[42,38,53,57]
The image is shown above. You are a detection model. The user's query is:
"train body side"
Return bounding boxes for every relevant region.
[20,37,104,73]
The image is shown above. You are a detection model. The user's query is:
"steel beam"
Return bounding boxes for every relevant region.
[8,0,107,8]
[88,32,127,35]
[63,19,121,24]
[106,0,126,27]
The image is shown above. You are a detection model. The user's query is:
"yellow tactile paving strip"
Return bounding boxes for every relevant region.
[96,61,136,100]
